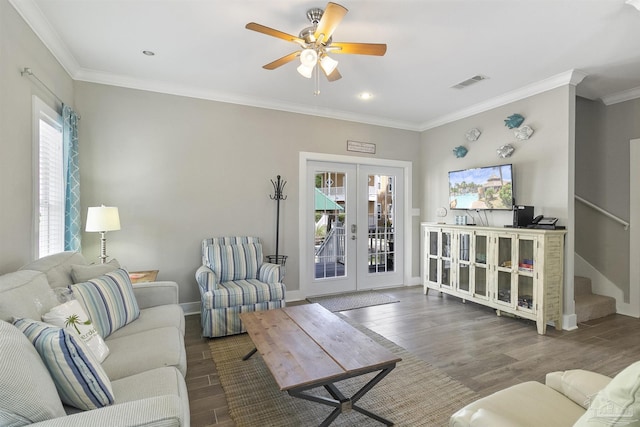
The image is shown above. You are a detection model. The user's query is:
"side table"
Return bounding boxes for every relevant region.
[129,270,159,284]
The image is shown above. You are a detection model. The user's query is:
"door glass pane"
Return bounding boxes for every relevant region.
[498,237,512,268]
[518,239,534,272]
[367,174,395,273]
[429,232,438,255]
[429,258,438,283]
[442,260,451,286]
[475,235,487,265]
[518,276,534,309]
[459,264,470,292]
[475,267,487,296]
[314,171,346,279]
[442,232,451,258]
[459,234,470,262]
[497,271,511,303]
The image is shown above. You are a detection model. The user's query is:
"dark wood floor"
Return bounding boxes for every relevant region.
[185,285,640,426]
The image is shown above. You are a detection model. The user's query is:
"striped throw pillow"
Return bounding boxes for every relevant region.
[205,243,263,282]
[0,320,65,424]
[13,318,114,411]
[70,268,140,338]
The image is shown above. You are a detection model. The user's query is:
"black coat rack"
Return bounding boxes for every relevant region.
[269,175,287,265]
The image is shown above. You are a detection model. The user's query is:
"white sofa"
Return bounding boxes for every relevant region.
[0,251,189,426]
[450,362,640,427]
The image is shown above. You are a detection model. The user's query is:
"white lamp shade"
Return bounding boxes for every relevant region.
[297,63,314,78]
[320,55,339,75]
[86,206,121,232]
[299,48,318,67]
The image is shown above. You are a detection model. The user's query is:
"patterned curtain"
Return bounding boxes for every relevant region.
[63,104,81,251]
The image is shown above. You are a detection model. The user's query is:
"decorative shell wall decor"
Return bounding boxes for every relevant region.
[497,144,515,158]
[514,125,534,141]
[453,146,468,158]
[504,113,525,129]
[465,128,481,142]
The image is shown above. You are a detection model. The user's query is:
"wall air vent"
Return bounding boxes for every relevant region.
[451,75,489,89]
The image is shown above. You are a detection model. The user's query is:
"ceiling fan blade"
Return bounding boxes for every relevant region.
[325,68,342,82]
[246,22,306,47]
[314,2,348,44]
[329,42,387,56]
[263,52,300,70]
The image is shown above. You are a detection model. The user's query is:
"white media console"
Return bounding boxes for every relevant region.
[421,223,567,334]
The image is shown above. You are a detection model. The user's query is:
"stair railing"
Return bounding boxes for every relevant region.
[575,195,629,230]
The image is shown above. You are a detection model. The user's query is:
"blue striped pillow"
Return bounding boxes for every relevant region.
[13,318,114,411]
[70,268,140,338]
[206,243,262,282]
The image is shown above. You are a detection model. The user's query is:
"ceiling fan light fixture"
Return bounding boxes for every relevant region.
[320,55,338,75]
[297,63,314,78]
[300,48,318,67]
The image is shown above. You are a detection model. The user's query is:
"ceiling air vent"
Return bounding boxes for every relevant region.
[451,75,489,89]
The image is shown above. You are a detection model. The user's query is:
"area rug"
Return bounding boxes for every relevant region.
[210,316,480,426]
[306,290,400,312]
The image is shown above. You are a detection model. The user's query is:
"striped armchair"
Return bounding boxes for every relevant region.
[195,237,286,337]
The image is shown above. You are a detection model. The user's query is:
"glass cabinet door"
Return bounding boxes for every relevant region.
[516,236,536,312]
[495,234,515,306]
[473,233,489,299]
[440,231,452,288]
[424,228,452,289]
[425,229,439,286]
[457,232,471,293]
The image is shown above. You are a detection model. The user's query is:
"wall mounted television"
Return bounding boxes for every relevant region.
[449,164,514,210]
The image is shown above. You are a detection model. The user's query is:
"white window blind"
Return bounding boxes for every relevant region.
[34,97,64,258]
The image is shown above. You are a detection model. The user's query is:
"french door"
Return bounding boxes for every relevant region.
[305,160,404,296]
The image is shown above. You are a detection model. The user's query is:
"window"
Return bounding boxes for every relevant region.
[33,96,64,258]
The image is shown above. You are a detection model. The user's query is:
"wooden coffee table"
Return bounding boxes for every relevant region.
[239,303,401,426]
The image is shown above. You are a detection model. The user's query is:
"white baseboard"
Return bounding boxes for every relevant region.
[562,313,578,331]
[408,275,421,286]
[181,301,200,316]
[286,290,305,302]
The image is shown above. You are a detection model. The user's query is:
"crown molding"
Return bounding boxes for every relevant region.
[73,68,421,131]
[419,69,588,131]
[8,0,80,77]
[10,0,596,132]
[601,86,640,106]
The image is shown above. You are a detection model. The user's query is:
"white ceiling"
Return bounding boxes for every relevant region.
[10,0,640,131]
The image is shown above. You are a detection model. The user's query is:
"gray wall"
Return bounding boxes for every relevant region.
[74,82,421,304]
[0,1,75,271]
[420,87,573,226]
[575,96,640,301]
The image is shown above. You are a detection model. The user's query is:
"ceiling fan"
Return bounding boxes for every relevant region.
[245,2,387,82]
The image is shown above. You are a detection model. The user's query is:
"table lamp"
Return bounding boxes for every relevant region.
[86,205,121,263]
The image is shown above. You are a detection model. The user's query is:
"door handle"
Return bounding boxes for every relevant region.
[351,235,356,240]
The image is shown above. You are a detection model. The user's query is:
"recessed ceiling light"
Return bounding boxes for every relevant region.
[142,50,155,56]
[358,92,373,100]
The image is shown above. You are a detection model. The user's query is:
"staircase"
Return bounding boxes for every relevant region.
[574,276,617,323]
